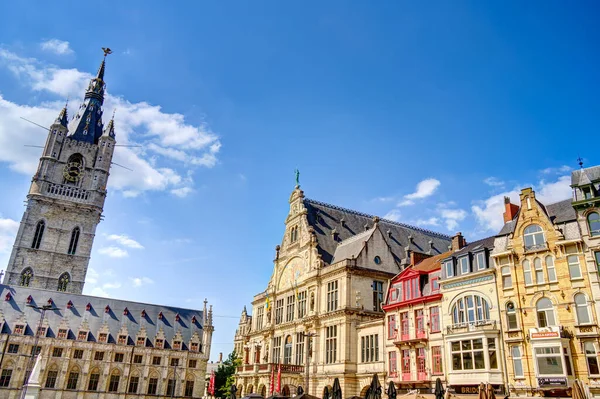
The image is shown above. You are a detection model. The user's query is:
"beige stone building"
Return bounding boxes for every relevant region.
[234,186,451,397]
[493,188,597,396]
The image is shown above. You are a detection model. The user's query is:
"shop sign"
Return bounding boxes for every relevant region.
[452,385,503,395]
[530,331,559,339]
[537,377,567,387]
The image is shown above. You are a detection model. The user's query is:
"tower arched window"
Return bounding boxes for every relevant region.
[57,273,70,292]
[523,224,545,251]
[68,227,80,255]
[588,212,600,237]
[506,302,518,330]
[20,268,33,287]
[31,220,45,249]
[575,293,591,325]
[536,297,556,327]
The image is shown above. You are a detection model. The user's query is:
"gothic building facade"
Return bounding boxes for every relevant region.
[0,51,213,398]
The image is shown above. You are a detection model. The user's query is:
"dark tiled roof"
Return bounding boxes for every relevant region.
[0,285,204,349]
[413,250,453,272]
[451,236,495,258]
[304,199,452,265]
[572,166,600,186]
[496,198,575,236]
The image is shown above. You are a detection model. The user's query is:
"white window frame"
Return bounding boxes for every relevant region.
[536,298,556,328]
[523,260,533,286]
[523,224,546,251]
[445,260,454,278]
[534,346,564,377]
[501,266,512,289]
[584,342,600,376]
[475,252,486,271]
[459,257,469,275]
[575,293,591,325]
[506,302,518,330]
[545,256,557,282]
[534,257,545,284]
[327,280,339,312]
[568,255,582,280]
[511,346,524,377]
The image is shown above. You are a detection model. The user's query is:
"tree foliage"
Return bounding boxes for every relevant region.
[215,351,241,398]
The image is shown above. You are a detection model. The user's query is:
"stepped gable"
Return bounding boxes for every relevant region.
[0,284,203,347]
[497,198,575,236]
[304,198,452,265]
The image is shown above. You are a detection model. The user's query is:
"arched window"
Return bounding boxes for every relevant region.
[45,364,59,388]
[283,335,293,364]
[522,260,533,286]
[584,342,600,375]
[451,295,490,326]
[87,368,100,391]
[575,293,591,325]
[506,302,518,330]
[536,298,556,327]
[107,369,121,392]
[0,361,14,388]
[68,227,80,255]
[66,367,80,390]
[57,273,70,292]
[20,268,33,287]
[31,220,45,249]
[523,224,545,251]
[545,256,557,282]
[588,212,600,237]
[534,257,544,284]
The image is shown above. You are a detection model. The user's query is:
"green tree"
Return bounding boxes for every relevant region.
[215,351,242,398]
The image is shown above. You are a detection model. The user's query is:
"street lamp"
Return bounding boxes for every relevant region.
[20,304,58,399]
[300,331,316,395]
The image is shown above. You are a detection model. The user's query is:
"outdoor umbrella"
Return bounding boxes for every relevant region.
[324,386,331,399]
[366,374,382,399]
[387,382,397,399]
[296,386,304,396]
[333,378,343,399]
[294,394,320,399]
[478,383,487,399]
[434,378,444,399]
[241,395,265,399]
[347,396,363,399]
[486,384,495,399]
[572,379,586,399]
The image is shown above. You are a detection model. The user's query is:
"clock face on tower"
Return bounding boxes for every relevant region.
[63,161,83,182]
[279,258,305,291]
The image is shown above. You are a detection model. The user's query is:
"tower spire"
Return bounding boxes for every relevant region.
[54,98,68,127]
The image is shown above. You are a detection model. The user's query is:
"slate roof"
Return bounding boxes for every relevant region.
[413,250,453,273]
[451,236,495,258]
[572,166,600,186]
[0,284,204,349]
[497,198,576,236]
[331,227,375,264]
[304,199,452,265]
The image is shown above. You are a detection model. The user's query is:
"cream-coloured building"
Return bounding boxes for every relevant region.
[234,186,451,398]
[493,188,598,397]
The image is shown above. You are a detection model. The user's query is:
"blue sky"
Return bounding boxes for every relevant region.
[0,1,598,360]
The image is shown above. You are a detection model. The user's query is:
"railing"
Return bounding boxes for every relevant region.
[446,320,497,334]
[258,364,269,371]
[524,243,548,253]
[244,365,254,371]
[46,182,90,202]
[416,330,427,339]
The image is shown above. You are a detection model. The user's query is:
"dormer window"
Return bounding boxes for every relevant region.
[78,331,88,341]
[98,333,108,343]
[459,257,469,274]
[118,335,127,345]
[475,252,486,271]
[58,329,68,339]
[524,225,546,251]
[191,342,199,352]
[173,341,182,350]
[14,324,25,335]
[445,260,454,278]
[155,339,164,349]
[37,326,47,337]
[137,337,146,346]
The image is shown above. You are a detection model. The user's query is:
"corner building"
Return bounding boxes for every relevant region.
[493,188,597,396]
[234,186,451,398]
[0,52,214,398]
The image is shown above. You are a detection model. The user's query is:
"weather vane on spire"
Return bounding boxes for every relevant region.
[102,47,113,58]
[578,156,584,169]
[294,168,300,187]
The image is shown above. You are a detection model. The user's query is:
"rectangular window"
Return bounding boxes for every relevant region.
[325,325,337,364]
[256,306,264,329]
[298,291,307,318]
[459,257,469,274]
[31,346,41,356]
[275,299,284,324]
[45,370,58,388]
[78,330,88,341]
[73,349,84,359]
[152,356,161,365]
[327,280,339,312]
[185,380,195,397]
[512,346,524,377]
[430,306,440,332]
[286,295,295,322]
[361,334,379,362]
[412,278,420,298]
[189,359,197,368]
[373,280,384,311]
[52,347,63,357]
[475,252,486,270]
[400,312,409,340]
[502,266,512,289]
[155,338,164,349]
[273,336,282,363]
[137,336,146,346]
[415,309,425,337]
[118,335,127,344]
[7,344,18,354]
[451,339,485,370]
[568,255,582,279]
[148,378,158,395]
[432,346,443,374]
[58,329,68,339]
[14,324,24,335]
[535,347,564,376]
[595,252,600,274]
[67,372,79,390]
[108,375,120,392]
[431,277,440,292]
[88,373,100,391]
[295,333,304,365]
[402,349,410,376]
[388,315,397,339]
[546,256,557,282]
[128,376,139,393]
[488,338,498,369]
[445,260,454,278]
[114,353,124,362]
[173,340,182,350]
[389,351,397,374]
[534,258,545,284]
[134,354,143,364]
[171,358,180,367]
[94,351,104,361]
[98,333,108,343]
[523,261,533,285]
[166,379,175,396]
[0,369,12,387]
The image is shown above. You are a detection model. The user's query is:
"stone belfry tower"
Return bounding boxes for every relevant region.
[3,49,116,294]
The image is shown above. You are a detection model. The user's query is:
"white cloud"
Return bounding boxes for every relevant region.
[404,178,440,200]
[171,186,194,198]
[383,209,402,222]
[0,217,19,253]
[131,276,154,287]
[85,268,100,285]
[471,174,572,232]
[40,39,73,55]
[397,199,414,207]
[440,209,467,231]
[102,282,121,290]
[541,165,572,175]
[90,287,110,297]
[483,177,504,187]
[98,246,129,258]
[414,217,440,226]
[106,234,144,249]
[0,48,221,196]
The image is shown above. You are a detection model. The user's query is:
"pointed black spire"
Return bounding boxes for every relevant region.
[102,109,116,139]
[55,99,68,127]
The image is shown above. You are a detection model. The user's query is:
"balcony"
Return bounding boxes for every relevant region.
[394,330,428,346]
[446,320,497,335]
[45,182,91,203]
[575,324,600,338]
[524,243,548,254]
[237,363,304,375]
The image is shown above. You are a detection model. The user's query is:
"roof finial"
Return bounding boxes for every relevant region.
[111,108,116,120]
[294,168,300,188]
[102,47,113,58]
[578,156,584,169]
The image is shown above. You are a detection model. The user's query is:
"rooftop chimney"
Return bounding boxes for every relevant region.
[219,352,223,363]
[503,196,520,223]
[451,232,466,252]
